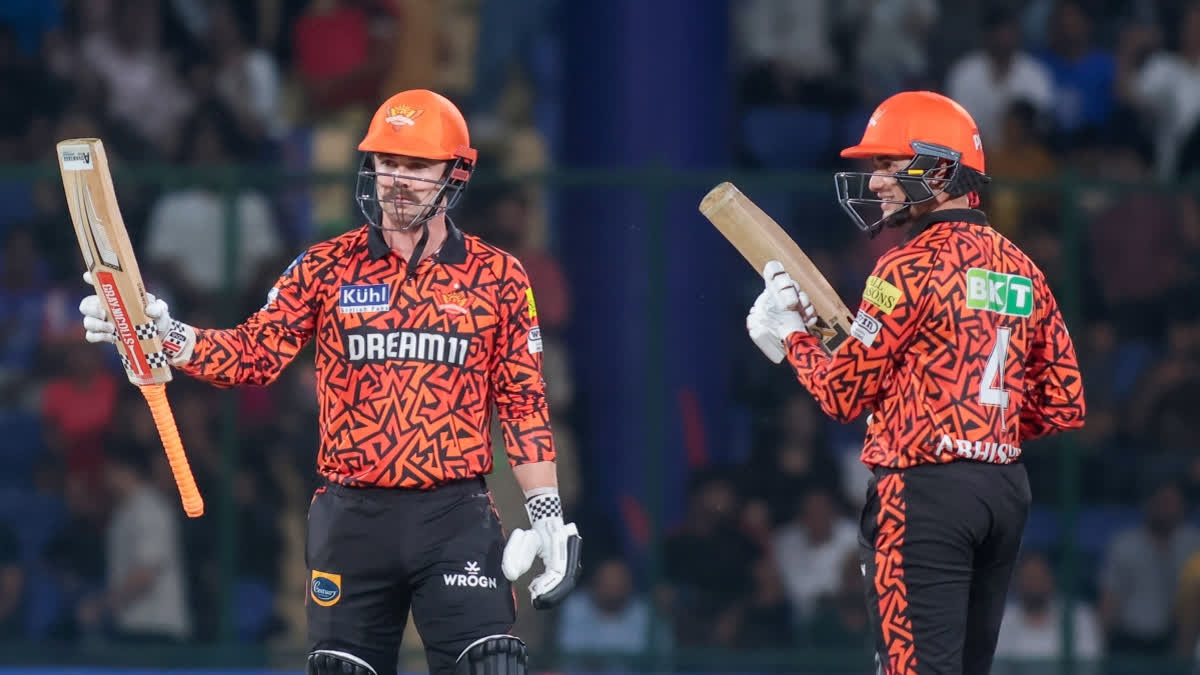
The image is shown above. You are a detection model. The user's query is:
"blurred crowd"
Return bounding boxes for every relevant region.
[0,0,1199,672]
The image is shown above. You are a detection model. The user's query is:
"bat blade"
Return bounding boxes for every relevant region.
[58,138,172,387]
[700,182,855,355]
[58,137,204,518]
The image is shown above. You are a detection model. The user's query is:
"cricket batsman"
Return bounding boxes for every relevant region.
[78,89,582,675]
[745,90,1086,674]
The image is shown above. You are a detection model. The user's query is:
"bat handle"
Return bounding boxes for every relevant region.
[139,383,205,518]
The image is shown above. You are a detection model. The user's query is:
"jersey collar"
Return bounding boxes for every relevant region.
[908,208,989,240]
[366,221,468,264]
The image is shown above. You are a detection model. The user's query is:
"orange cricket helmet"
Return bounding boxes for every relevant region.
[355,89,479,239]
[358,89,477,162]
[835,90,990,236]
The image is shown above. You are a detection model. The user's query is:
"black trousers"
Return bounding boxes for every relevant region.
[306,477,516,675]
[859,461,1031,675]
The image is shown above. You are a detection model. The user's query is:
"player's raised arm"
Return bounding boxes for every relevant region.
[80,249,321,388]
[1018,271,1086,440]
[751,247,931,422]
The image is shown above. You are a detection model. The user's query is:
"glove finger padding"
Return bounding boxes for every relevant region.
[144,296,172,334]
[529,523,582,610]
[501,528,540,582]
[79,295,108,321]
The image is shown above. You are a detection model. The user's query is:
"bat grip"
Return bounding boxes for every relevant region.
[139,383,205,518]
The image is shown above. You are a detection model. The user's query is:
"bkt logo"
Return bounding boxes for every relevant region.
[339,284,390,313]
[443,561,497,589]
[966,268,1033,317]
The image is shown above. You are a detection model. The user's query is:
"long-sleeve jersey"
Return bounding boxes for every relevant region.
[177,222,556,488]
[786,209,1085,469]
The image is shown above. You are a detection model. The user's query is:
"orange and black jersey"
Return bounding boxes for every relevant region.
[177,222,555,488]
[786,209,1085,469]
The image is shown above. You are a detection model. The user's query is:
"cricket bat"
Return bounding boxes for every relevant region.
[699,182,855,355]
[57,138,204,518]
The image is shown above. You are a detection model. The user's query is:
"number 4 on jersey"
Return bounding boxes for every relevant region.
[979,327,1011,412]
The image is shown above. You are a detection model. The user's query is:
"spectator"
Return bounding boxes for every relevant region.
[1035,0,1116,144]
[854,0,940,101]
[1085,136,1187,343]
[772,487,858,624]
[803,550,873,656]
[1117,6,1200,179]
[944,5,1055,149]
[477,186,570,336]
[557,557,655,659]
[290,0,392,118]
[76,440,192,644]
[142,104,284,307]
[39,338,119,480]
[78,0,194,159]
[41,471,107,640]
[986,99,1059,238]
[731,554,792,649]
[993,552,1104,674]
[742,392,842,527]
[205,0,285,148]
[661,469,760,647]
[1099,477,1200,656]
[733,0,857,108]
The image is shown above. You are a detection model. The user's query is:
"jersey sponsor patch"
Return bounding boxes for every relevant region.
[527,326,543,354]
[339,284,390,313]
[863,275,901,314]
[966,268,1034,317]
[525,288,538,319]
[310,570,342,607]
[850,309,881,347]
[343,327,471,366]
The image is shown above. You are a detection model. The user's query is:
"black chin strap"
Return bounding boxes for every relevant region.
[406,221,431,279]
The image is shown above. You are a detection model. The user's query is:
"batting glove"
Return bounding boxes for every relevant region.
[79,271,196,365]
[501,489,582,610]
[746,261,817,362]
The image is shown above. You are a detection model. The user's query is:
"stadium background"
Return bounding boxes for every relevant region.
[0,0,1199,673]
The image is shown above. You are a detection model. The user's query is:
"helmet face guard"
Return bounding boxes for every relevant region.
[834,141,988,237]
[355,147,476,233]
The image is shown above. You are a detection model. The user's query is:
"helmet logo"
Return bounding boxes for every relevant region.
[386,105,425,130]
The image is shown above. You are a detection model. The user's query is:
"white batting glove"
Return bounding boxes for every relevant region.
[79,271,196,365]
[501,489,582,610]
[746,261,817,362]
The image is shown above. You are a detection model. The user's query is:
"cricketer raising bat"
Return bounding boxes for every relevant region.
[57,138,204,518]
[699,182,855,355]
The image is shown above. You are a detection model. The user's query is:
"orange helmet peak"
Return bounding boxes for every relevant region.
[841,91,985,173]
[358,89,476,162]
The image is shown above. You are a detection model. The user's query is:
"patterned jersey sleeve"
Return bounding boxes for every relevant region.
[491,257,557,466]
[784,247,933,422]
[1018,272,1086,440]
[176,250,318,388]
